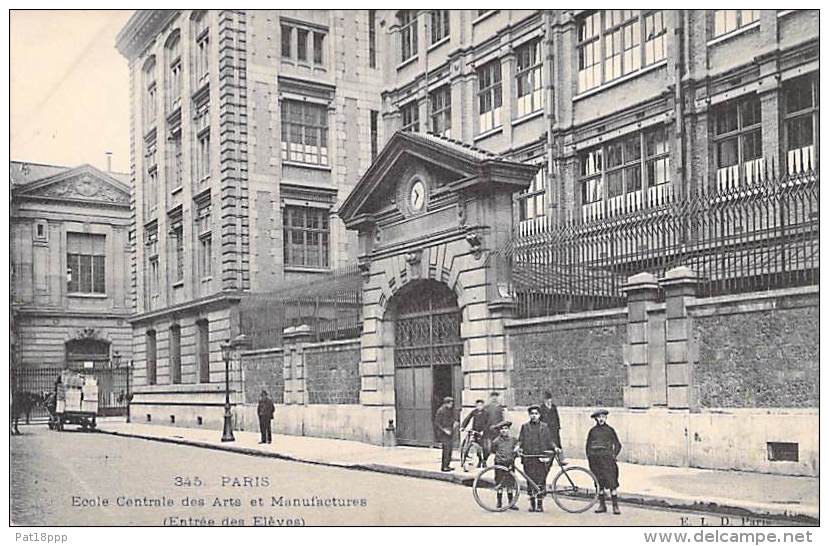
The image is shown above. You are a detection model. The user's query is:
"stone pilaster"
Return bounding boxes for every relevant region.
[659,266,698,410]
[623,272,659,409]
[282,325,312,405]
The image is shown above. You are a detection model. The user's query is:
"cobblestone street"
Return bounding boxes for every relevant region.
[8,425,755,527]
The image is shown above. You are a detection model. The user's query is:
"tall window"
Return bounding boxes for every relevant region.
[194,102,210,184]
[170,223,184,283]
[370,109,379,160]
[145,142,158,215]
[516,39,543,117]
[196,202,212,279]
[145,226,159,308]
[430,86,451,137]
[579,125,671,217]
[67,233,105,294]
[166,33,182,112]
[577,10,666,93]
[713,94,762,187]
[281,25,292,58]
[477,60,502,133]
[713,10,759,37]
[167,130,183,190]
[143,58,157,128]
[400,10,418,62]
[197,319,210,383]
[313,33,325,65]
[518,161,547,222]
[283,205,330,269]
[170,324,181,385]
[145,330,157,385]
[281,100,329,166]
[430,10,450,44]
[297,29,309,62]
[192,12,210,88]
[368,10,377,68]
[783,74,818,174]
[401,101,420,133]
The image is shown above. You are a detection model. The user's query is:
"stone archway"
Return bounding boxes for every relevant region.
[386,280,463,446]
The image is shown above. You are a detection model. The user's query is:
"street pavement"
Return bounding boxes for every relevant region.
[8,425,772,527]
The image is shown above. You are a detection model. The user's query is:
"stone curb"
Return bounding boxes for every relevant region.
[97,429,818,525]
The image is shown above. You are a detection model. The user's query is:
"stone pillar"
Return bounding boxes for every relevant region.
[282,325,312,405]
[623,272,659,409]
[659,267,698,410]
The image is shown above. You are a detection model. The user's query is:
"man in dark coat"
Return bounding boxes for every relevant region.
[481,391,504,463]
[257,390,275,444]
[460,399,489,469]
[586,408,622,515]
[518,404,556,512]
[434,396,458,472]
[539,390,562,450]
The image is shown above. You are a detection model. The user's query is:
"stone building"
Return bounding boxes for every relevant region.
[10,161,133,399]
[115,10,381,426]
[239,10,818,476]
[377,9,818,224]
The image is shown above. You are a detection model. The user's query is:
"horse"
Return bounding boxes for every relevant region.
[10,390,47,435]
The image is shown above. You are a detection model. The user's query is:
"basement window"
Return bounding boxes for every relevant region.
[767,442,799,462]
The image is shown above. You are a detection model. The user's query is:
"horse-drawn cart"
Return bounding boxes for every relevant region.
[47,370,98,431]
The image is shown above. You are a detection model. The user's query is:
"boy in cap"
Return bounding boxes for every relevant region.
[434,396,458,472]
[518,404,556,512]
[586,409,622,515]
[490,420,519,510]
[460,399,488,470]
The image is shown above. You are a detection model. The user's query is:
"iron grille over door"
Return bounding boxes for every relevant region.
[393,281,463,447]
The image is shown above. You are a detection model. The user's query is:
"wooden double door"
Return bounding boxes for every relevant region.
[393,281,463,447]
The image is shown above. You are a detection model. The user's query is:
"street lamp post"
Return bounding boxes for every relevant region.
[220,334,250,443]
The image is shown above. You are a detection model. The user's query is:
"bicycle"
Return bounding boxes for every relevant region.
[472,450,599,513]
[459,429,485,472]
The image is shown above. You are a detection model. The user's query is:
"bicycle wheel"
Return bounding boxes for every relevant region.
[472,466,520,512]
[459,434,472,470]
[551,466,599,513]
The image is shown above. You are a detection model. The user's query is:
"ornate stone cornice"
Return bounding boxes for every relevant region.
[115,10,180,60]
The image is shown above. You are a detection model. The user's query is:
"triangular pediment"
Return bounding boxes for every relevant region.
[339,131,537,231]
[13,164,130,206]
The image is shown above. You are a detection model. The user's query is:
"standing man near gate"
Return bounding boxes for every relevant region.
[257,390,275,444]
[434,396,458,472]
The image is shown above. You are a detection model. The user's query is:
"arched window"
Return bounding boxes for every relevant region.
[191,11,209,88]
[65,338,110,370]
[165,30,182,112]
[142,56,157,128]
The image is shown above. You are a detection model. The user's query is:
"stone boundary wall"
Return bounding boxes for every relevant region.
[240,347,284,404]
[505,308,628,408]
[304,339,361,405]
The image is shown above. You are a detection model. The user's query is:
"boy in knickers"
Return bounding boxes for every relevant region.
[490,420,519,510]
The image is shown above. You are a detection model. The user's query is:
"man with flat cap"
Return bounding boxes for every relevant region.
[434,396,458,472]
[586,408,622,515]
[518,404,556,512]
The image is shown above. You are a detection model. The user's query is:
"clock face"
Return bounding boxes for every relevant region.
[409,179,426,212]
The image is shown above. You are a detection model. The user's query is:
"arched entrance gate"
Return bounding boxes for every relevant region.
[390,280,462,446]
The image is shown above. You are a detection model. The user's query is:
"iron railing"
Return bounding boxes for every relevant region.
[499,169,819,319]
[239,264,363,349]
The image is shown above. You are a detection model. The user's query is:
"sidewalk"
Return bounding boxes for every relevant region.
[97,420,818,523]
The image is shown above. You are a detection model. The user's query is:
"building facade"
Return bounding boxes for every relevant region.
[115,10,381,426]
[10,161,133,403]
[377,9,818,227]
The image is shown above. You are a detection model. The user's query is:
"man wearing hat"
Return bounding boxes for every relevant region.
[481,391,505,463]
[539,390,562,451]
[586,409,622,515]
[434,396,458,472]
[518,404,556,512]
[257,389,275,444]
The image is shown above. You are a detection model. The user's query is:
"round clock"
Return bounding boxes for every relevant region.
[409,179,426,212]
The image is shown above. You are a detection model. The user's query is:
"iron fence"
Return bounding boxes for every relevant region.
[499,169,819,319]
[239,264,363,350]
[11,365,129,421]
